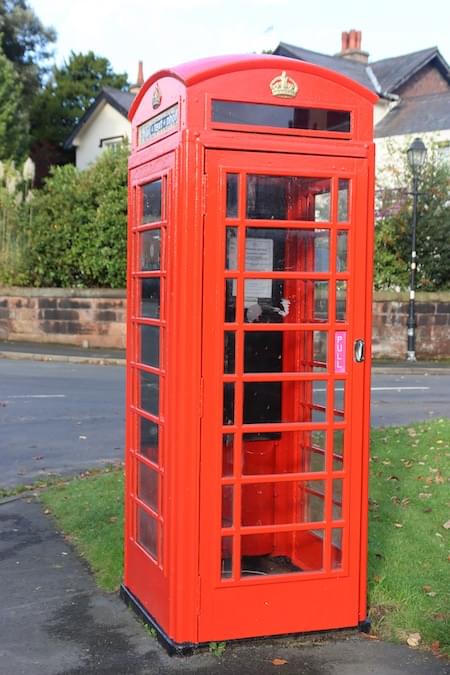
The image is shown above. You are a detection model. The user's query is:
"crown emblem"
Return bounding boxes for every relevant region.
[152,84,162,109]
[269,71,298,99]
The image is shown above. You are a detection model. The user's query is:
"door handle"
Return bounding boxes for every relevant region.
[354,339,365,363]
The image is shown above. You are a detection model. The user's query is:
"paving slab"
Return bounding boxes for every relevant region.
[0,497,448,675]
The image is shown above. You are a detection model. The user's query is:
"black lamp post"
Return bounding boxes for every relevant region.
[406,137,427,361]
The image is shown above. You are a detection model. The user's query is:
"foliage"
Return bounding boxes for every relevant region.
[0,0,56,101]
[0,48,29,160]
[31,50,129,148]
[25,145,128,288]
[375,142,450,290]
[0,158,33,285]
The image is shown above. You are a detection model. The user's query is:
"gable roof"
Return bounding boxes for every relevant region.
[371,47,450,93]
[64,87,135,150]
[274,42,450,99]
[375,91,450,137]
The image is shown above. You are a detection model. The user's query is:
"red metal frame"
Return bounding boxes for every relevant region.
[123,54,376,648]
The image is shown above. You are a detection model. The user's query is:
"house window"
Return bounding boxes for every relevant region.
[99,135,126,150]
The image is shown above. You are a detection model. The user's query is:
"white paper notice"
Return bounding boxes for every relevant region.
[229,238,274,305]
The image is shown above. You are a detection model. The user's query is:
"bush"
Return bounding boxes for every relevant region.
[26,145,128,288]
[375,142,450,291]
[0,160,33,286]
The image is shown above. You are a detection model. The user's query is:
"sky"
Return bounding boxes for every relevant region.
[30,0,450,84]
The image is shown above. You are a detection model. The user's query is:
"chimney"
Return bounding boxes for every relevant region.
[337,29,369,63]
[130,61,144,95]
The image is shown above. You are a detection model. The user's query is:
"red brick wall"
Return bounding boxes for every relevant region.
[372,291,450,359]
[0,288,126,349]
[397,63,450,98]
[1,288,449,358]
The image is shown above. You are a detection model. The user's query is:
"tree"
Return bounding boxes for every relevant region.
[375,143,450,291]
[0,48,28,159]
[0,0,56,100]
[31,51,129,148]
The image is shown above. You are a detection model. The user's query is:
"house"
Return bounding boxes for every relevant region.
[66,36,450,170]
[274,31,450,164]
[64,63,143,169]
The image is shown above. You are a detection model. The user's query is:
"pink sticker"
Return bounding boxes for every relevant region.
[335,331,347,373]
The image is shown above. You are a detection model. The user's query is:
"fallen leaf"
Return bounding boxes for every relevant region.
[272,659,288,666]
[434,470,444,484]
[406,632,421,647]
[426,591,437,597]
[422,585,432,593]
[43,508,51,515]
[443,520,450,530]
[373,575,382,583]
[419,493,431,499]
[423,507,433,513]
[433,613,445,621]
[394,523,403,528]
[431,641,440,652]
[386,475,400,481]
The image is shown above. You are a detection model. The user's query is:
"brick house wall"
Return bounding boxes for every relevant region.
[396,63,450,98]
[1,288,449,358]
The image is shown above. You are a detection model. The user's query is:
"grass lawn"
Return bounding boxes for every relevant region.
[40,419,450,657]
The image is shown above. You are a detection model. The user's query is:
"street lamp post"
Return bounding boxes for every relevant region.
[406,137,427,361]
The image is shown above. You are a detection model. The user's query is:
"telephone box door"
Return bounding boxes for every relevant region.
[199,149,371,641]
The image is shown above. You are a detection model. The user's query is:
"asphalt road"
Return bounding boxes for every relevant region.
[0,360,449,487]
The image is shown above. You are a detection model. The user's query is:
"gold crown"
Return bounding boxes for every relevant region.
[269,71,298,99]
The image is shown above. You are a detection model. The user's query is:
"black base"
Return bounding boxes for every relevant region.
[120,583,372,656]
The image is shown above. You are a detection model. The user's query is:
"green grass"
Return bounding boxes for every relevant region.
[40,420,449,656]
[368,418,449,656]
[40,467,124,591]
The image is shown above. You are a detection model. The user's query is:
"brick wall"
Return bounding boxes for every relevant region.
[1,288,449,358]
[397,63,450,98]
[372,291,450,359]
[0,288,126,349]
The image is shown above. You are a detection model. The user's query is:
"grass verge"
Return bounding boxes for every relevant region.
[40,420,449,656]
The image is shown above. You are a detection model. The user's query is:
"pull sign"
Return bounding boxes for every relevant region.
[335,331,347,373]
[354,339,365,363]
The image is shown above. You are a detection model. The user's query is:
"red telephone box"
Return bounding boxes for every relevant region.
[121,54,376,651]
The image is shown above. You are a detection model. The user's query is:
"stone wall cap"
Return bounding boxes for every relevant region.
[0,287,126,299]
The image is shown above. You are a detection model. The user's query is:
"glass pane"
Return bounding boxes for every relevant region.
[142,180,162,224]
[138,462,158,513]
[141,229,161,271]
[224,332,235,373]
[244,279,328,323]
[334,382,345,421]
[243,330,327,373]
[333,430,344,470]
[247,175,331,221]
[222,485,234,527]
[242,431,326,475]
[245,228,329,272]
[336,281,347,322]
[336,231,348,272]
[226,174,239,218]
[139,417,159,464]
[140,371,159,417]
[225,279,236,322]
[332,528,343,569]
[225,227,238,269]
[138,507,157,558]
[338,179,349,222]
[222,434,234,477]
[221,536,233,579]
[212,100,351,132]
[240,529,323,576]
[241,480,323,526]
[140,325,159,368]
[302,430,326,472]
[242,380,327,424]
[305,485,325,522]
[141,278,160,318]
[333,479,343,520]
[223,383,234,425]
